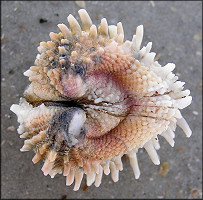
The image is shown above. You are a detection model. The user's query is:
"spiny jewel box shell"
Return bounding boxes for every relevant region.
[10,9,192,191]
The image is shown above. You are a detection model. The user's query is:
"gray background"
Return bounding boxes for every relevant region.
[1,1,202,199]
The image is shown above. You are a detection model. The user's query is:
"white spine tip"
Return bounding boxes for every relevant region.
[78,9,92,32]
[177,117,192,138]
[98,18,108,37]
[49,32,59,41]
[86,172,96,186]
[67,14,82,35]
[110,161,119,182]
[10,104,20,115]
[41,160,53,176]
[23,69,37,77]
[117,22,124,35]
[89,24,97,39]
[20,145,31,152]
[172,96,192,109]
[66,169,75,186]
[144,140,160,165]
[103,161,110,175]
[135,25,144,51]
[73,169,84,191]
[127,150,141,179]
[94,165,103,187]
[161,131,175,147]
[57,23,70,39]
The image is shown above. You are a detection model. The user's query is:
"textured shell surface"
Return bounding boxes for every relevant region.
[10,9,192,191]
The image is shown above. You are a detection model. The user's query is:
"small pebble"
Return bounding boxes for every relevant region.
[61,195,67,199]
[1,33,5,40]
[187,163,195,173]
[1,140,6,146]
[7,125,16,132]
[39,18,48,24]
[175,172,181,180]
[170,7,177,12]
[154,54,161,61]
[159,162,169,177]
[191,188,201,198]
[82,184,88,191]
[193,32,202,41]
[178,147,184,151]
[149,1,155,7]
[178,190,183,195]
[192,111,199,116]
[196,51,201,56]
[8,141,14,146]
[5,114,11,119]
[75,1,86,8]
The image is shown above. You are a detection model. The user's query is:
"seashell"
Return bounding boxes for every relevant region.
[10,9,192,191]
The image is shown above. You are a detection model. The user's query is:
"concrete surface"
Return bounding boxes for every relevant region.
[1,1,202,199]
